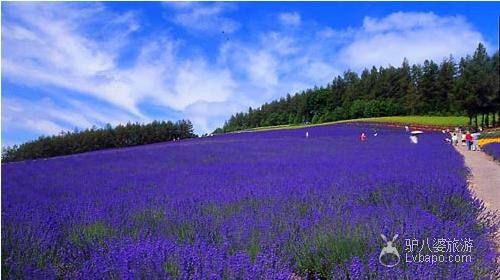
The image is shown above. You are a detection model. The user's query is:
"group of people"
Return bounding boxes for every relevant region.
[448,128,481,151]
[359,127,419,143]
[360,129,378,141]
[309,126,480,149]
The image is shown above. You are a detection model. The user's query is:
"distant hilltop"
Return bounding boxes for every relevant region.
[218,43,499,134]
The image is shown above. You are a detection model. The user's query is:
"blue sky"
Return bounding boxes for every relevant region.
[2,2,499,146]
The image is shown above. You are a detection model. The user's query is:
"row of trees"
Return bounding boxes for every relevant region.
[218,44,499,133]
[2,120,196,162]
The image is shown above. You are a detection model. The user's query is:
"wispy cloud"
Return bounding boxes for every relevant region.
[278,12,301,27]
[2,3,141,115]
[164,2,239,34]
[2,2,238,141]
[337,12,488,69]
[2,96,140,139]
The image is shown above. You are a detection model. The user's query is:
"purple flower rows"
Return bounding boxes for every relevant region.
[482,142,500,161]
[2,123,498,279]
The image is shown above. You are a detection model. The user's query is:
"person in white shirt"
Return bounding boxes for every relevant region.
[410,135,418,144]
[451,133,458,146]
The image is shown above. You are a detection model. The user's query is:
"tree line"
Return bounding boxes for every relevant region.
[217,43,499,133]
[2,120,196,162]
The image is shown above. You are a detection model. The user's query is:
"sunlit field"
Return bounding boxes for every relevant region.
[241,116,471,133]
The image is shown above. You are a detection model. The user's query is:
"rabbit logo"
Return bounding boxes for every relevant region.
[379,234,400,267]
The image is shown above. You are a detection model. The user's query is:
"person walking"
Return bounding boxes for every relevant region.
[451,132,458,146]
[472,132,480,151]
[465,131,473,151]
[360,132,367,141]
[410,135,418,144]
[457,129,463,146]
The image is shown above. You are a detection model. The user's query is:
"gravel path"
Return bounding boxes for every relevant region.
[454,144,500,256]
[454,144,500,213]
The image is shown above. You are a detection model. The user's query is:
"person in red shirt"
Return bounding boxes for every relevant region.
[465,131,473,150]
[360,132,367,141]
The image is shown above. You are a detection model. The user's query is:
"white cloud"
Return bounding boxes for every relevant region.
[337,12,489,69]
[2,3,141,115]
[260,32,299,56]
[1,97,142,139]
[279,12,301,26]
[247,50,279,88]
[165,2,239,33]
[217,26,341,108]
[184,101,245,133]
[363,12,451,33]
[172,59,237,110]
[304,61,338,82]
[316,26,355,41]
[2,2,238,139]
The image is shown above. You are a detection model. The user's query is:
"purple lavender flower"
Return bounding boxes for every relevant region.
[482,142,500,161]
[2,123,497,279]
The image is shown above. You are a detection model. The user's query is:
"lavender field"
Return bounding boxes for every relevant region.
[2,123,498,279]
[483,143,500,162]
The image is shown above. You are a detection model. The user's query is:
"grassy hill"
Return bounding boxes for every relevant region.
[238,116,470,132]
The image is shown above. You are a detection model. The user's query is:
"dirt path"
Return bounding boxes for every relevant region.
[454,144,500,255]
[454,144,500,213]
